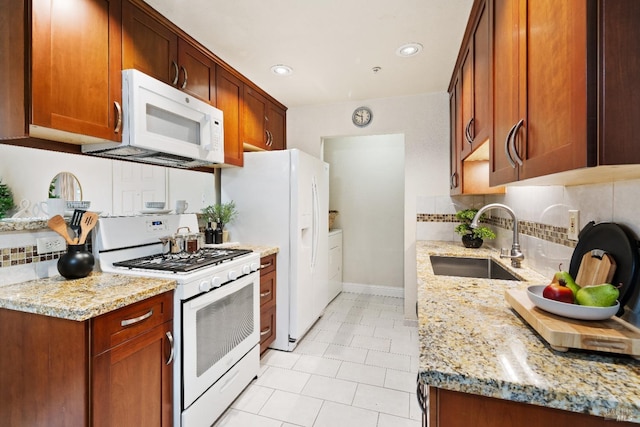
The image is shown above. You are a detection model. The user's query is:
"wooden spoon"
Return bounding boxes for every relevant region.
[47,215,74,245]
[78,212,99,245]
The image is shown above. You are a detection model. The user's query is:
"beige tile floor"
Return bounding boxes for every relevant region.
[214,292,422,427]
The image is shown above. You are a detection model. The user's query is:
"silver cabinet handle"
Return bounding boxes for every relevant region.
[509,119,525,166]
[260,290,272,298]
[120,309,153,327]
[260,261,273,269]
[450,172,459,189]
[450,172,455,189]
[171,61,179,86]
[114,101,122,134]
[504,122,518,168]
[166,331,174,365]
[180,66,188,89]
[260,327,271,337]
[464,118,474,144]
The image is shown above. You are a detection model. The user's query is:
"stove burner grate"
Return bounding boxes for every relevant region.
[113,248,253,273]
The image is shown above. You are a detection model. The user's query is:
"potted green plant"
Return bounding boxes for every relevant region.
[454,208,496,248]
[0,179,15,219]
[202,201,238,243]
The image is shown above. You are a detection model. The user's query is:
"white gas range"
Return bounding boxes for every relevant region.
[93,214,260,427]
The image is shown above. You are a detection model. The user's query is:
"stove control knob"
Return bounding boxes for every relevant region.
[199,280,212,293]
[228,270,239,281]
[211,277,222,288]
[250,262,260,272]
[242,265,251,275]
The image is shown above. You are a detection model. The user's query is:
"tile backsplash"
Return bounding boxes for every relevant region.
[417,178,640,279]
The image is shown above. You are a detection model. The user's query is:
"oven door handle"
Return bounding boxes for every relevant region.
[165,331,174,365]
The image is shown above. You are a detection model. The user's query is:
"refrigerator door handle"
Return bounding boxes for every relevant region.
[311,176,319,271]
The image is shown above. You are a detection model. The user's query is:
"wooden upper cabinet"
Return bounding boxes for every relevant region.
[449,75,462,195]
[178,39,217,104]
[30,0,123,142]
[122,0,177,84]
[216,66,244,166]
[267,103,287,150]
[599,0,640,166]
[122,1,215,105]
[243,85,271,150]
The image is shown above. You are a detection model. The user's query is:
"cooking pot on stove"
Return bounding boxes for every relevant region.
[169,226,192,254]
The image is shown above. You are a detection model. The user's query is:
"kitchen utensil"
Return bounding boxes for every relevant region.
[78,212,98,244]
[575,249,617,287]
[506,289,640,357]
[69,209,86,244]
[47,215,74,245]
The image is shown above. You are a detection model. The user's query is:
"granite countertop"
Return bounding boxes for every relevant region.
[0,273,176,321]
[417,240,640,423]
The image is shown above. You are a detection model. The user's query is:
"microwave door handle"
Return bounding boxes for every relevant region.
[201,114,213,151]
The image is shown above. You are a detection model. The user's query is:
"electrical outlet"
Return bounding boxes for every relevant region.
[568,210,580,241]
[37,236,67,253]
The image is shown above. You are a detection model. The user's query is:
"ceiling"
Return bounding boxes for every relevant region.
[143,0,474,108]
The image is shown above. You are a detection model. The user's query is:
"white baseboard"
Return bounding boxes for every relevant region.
[341,282,404,298]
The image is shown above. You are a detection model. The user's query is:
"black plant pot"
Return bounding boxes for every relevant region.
[57,244,95,279]
[461,234,484,249]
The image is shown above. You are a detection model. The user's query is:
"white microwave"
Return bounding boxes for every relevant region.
[83,69,224,168]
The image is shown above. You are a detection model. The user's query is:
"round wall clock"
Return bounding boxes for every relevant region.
[352,106,373,127]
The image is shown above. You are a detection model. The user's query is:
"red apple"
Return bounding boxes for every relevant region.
[542,282,575,304]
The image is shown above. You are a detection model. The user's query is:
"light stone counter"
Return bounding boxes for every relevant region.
[417,240,640,423]
[0,273,176,321]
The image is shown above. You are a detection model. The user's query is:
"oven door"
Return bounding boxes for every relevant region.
[181,272,259,408]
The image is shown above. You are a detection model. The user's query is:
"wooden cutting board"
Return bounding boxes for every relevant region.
[575,249,616,287]
[505,288,640,357]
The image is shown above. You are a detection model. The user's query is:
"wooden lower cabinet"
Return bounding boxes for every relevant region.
[259,254,277,354]
[426,387,635,427]
[0,291,173,427]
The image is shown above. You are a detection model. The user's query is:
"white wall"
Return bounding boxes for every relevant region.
[0,144,216,217]
[287,92,451,320]
[324,134,404,289]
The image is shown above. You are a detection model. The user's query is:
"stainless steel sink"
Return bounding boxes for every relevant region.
[429,256,521,281]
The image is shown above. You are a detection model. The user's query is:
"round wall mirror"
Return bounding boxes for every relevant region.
[49,172,82,201]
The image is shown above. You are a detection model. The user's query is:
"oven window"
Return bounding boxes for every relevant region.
[195,284,254,376]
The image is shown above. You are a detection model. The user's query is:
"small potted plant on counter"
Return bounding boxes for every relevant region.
[202,201,238,244]
[454,208,496,248]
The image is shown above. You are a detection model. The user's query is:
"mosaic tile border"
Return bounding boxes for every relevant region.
[1,246,64,268]
[417,213,577,248]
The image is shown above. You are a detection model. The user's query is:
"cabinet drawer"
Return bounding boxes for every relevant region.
[259,305,276,354]
[260,254,276,276]
[92,291,173,356]
[260,270,276,309]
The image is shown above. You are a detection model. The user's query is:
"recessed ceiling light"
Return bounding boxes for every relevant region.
[396,43,423,57]
[270,64,293,76]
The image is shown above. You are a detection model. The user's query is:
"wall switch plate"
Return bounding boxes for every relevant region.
[568,210,580,241]
[37,236,66,253]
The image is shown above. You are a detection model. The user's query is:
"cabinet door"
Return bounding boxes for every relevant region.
[31,0,122,142]
[518,0,588,180]
[489,0,520,186]
[267,103,287,150]
[243,86,270,150]
[472,0,490,147]
[92,321,173,427]
[449,76,462,195]
[177,39,216,104]
[597,0,640,165]
[216,66,244,166]
[122,0,178,85]
[460,45,474,159]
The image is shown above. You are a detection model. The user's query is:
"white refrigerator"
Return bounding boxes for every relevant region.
[221,149,329,351]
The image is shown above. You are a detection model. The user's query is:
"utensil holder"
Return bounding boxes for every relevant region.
[57,244,95,279]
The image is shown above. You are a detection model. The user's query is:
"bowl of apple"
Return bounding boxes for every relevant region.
[526,269,620,321]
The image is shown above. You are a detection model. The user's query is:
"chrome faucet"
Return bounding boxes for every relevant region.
[470,203,524,268]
